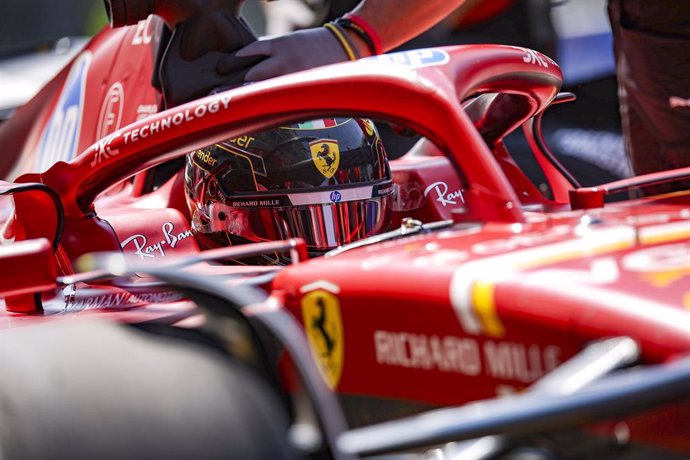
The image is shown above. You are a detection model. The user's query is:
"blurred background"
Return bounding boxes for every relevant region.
[0,0,106,117]
[0,0,629,185]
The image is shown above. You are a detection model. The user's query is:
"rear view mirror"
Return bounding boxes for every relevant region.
[0,238,56,298]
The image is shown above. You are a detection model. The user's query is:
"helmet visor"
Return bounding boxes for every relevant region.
[192,182,393,250]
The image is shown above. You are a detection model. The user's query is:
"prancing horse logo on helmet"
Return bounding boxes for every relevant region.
[310,139,340,179]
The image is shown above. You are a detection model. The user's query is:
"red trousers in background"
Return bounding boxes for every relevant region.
[608,0,690,177]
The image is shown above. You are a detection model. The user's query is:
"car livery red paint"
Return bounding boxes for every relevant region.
[1,15,690,457]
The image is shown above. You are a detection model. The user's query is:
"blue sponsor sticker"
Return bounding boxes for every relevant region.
[330,191,342,203]
[36,51,92,172]
[364,48,450,69]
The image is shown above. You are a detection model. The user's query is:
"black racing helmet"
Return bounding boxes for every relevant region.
[185,117,393,254]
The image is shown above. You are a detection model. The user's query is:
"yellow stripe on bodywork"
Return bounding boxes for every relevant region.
[453,221,690,336]
[471,279,505,337]
[639,220,690,246]
[451,225,637,336]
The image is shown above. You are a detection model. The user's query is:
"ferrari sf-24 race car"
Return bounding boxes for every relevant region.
[1,8,690,460]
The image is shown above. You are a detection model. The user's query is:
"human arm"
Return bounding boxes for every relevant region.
[348,0,470,53]
[225,0,468,81]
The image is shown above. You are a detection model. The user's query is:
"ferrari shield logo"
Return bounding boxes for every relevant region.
[301,289,344,389]
[310,139,340,179]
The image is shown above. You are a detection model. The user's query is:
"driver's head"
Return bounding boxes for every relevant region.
[184,117,392,256]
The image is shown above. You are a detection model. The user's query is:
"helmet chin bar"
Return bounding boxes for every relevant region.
[104,0,261,107]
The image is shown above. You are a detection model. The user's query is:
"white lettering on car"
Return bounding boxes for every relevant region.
[136,104,158,120]
[523,49,548,67]
[482,340,561,383]
[68,290,184,310]
[120,222,193,259]
[374,330,481,376]
[90,132,121,167]
[374,330,561,383]
[423,181,464,207]
[512,46,553,68]
[131,16,155,45]
[90,95,232,167]
[96,82,124,139]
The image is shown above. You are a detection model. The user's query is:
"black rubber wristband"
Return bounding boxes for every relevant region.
[334,17,377,56]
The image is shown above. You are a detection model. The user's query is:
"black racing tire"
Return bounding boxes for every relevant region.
[0,319,298,460]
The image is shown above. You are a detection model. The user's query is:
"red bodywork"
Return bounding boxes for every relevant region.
[1,19,690,454]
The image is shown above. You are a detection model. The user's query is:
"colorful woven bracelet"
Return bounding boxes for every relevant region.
[340,13,383,55]
[334,18,376,57]
[331,21,362,59]
[323,22,358,61]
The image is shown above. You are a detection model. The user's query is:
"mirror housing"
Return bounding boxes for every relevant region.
[0,239,57,313]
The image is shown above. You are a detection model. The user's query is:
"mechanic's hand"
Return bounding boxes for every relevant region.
[218,27,350,82]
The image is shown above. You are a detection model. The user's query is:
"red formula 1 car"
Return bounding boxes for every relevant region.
[2,4,690,459]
